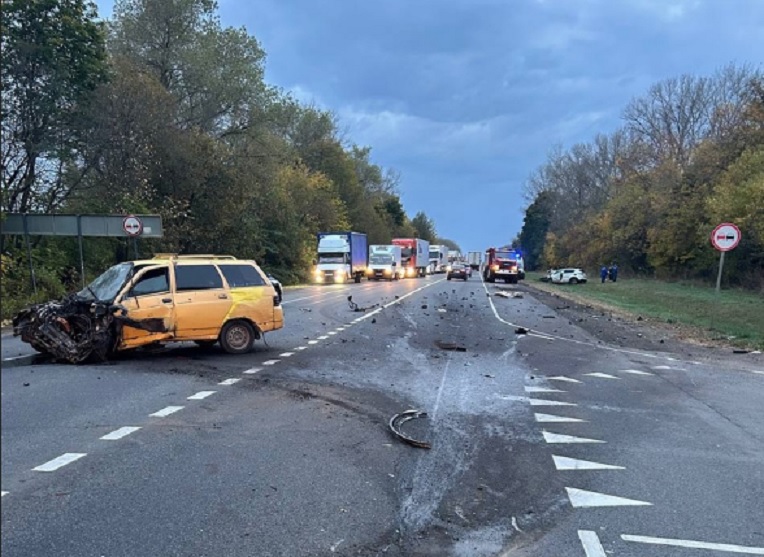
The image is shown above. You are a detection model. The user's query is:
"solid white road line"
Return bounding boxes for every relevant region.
[553,455,624,471]
[542,431,605,444]
[584,372,620,379]
[187,391,216,400]
[547,376,582,383]
[262,359,280,365]
[100,426,141,440]
[279,352,295,357]
[242,367,262,375]
[621,534,764,554]
[33,453,87,472]
[578,530,608,557]
[150,405,184,417]
[535,413,585,423]
[566,487,652,508]
[620,369,654,376]
[525,386,566,393]
[218,378,241,385]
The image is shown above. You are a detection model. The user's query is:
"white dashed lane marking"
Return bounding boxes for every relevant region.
[620,369,654,376]
[308,340,319,345]
[578,530,607,557]
[498,395,577,406]
[566,487,652,508]
[100,426,141,440]
[218,378,241,385]
[525,386,566,393]
[535,413,585,423]
[295,346,307,351]
[150,406,184,417]
[553,455,624,471]
[33,453,87,472]
[1,491,8,497]
[187,391,216,400]
[279,352,295,357]
[621,534,764,554]
[584,372,620,379]
[546,376,582,383]
[542,431,605,444]
[336,327,345,331]
[328,332,337,336]
[242,367,262,375]
[262,359,280,366]
[317,336,329,340]
[652,365,672,370]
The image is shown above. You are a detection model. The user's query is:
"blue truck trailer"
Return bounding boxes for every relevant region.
[314,232,368,283]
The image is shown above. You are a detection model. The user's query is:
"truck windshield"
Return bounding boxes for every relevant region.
[370,254,393,265]
[78,262,134,302]
[400,247,412,258]
[496,251,515,260]
[429,251,439,259]
[318,252,347,264]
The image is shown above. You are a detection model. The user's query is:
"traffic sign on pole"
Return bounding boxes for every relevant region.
[710,223,741,252]
[122,215,143,237]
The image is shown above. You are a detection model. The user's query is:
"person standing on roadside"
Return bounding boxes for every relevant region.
[600,265,608,283]
[609,263,618,282]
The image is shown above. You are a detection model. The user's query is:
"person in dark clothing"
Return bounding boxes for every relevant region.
[609,264,618,282]
[600,266,608,283]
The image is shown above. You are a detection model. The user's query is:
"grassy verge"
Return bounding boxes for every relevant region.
[524,272,764,350]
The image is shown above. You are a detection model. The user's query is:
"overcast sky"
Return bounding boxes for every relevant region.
[96,0,763,252]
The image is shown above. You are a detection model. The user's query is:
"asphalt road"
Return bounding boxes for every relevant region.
[1,275,763,556]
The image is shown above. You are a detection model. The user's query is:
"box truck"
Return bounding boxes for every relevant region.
[314,232,368,283]
[392,238,430,278]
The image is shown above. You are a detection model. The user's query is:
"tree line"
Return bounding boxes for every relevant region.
[518,64,764,290]
[1,0,451,316]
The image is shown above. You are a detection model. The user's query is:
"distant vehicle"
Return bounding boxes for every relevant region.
[314,232,368,284]
[429,244,449,273]
[392,238,430,278]
[267,274,283,302]
[467,251,482,270]
[551,268,587,284]
[484,247,525,284]
[447,263,469,281]
[367,245,403,281]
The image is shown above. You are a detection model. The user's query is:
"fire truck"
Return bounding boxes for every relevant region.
[483,246,525,284]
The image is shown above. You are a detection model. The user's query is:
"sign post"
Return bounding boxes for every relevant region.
[710,223,741,294]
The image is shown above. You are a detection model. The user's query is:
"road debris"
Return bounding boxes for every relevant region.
[347,296,378,313]
[389,410,432,449]
[495,291,523,299]
[436,341,467,352]
[515,327,528,335]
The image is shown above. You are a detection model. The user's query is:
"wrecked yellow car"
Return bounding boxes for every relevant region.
[13,255,283,363]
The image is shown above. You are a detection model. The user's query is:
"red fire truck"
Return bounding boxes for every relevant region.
[391,238,430,278]
[484,247,525,284]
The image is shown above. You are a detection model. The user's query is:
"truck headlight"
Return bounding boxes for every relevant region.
[491,265,499,271]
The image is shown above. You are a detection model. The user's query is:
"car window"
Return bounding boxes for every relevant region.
[131,267,170,297]
[218,264,266,287]
[175,264,224,291]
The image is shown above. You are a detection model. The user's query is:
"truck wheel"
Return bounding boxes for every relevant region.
[220,320,255,354]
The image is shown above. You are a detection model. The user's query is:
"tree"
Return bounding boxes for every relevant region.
[411,211,436,243]
[1,0,108,213]
[518,191,555,270]
[436,238,461,252]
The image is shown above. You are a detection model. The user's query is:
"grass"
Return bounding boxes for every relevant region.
[524,272,764,350]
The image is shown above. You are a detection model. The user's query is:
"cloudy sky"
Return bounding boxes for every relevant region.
[97,0,763,252]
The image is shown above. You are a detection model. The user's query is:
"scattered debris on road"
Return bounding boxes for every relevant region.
[436,341,467,352]
[347,296,378,313]
[495,291,523,299]
[389,410,432,449]
[515,327,528,335]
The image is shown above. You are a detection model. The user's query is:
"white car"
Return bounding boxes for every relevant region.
[551,268,587,284]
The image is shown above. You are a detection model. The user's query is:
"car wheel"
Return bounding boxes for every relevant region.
[220,320,255,354]
[447,276,452,280]
[569,277,579,284]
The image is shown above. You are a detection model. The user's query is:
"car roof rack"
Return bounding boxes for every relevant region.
[152,253,238,260]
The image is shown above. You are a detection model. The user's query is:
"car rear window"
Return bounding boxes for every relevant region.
[175,264,224,291]
[218,264,266,287]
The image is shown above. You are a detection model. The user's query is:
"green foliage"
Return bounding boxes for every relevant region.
[411,211,437,243]
[436,238,461,252]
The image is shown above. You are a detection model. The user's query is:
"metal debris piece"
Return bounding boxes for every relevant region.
[495,291,523,299]
[436,341,467,352]
[515,327,528,335]
[389,410,432,449]
[347,296,378,313]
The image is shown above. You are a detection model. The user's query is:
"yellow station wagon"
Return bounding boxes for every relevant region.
[13,254,283,362]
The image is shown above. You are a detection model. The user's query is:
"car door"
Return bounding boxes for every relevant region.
[172,263,233,339]
[217,263,278,329]
[116,264,175,349]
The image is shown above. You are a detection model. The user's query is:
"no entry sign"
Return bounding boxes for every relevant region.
[710,223,741,252]
[122,215,144,237]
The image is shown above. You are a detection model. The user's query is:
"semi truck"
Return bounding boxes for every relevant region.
[428,244,449,273]
[366,245,403,281]
[314,232,368,283]
[483,246,525,284]
[467,251,482,270]
[392,238,430,278]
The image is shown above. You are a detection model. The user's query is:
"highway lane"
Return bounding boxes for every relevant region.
[2,274,763,556]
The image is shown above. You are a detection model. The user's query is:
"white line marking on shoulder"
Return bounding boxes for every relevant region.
[33,453,87,472]
[621,534,764,554]
[219,378,241,385]
[578,530,607,557]
[542,431,605,444]
[566,487,651,508]
[187,391,216,400]
[535,413,585,423]
[100,426,141,440]
[150,405,184,417]
[553,455,624,470]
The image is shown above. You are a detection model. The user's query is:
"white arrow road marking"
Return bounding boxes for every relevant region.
[543,431,605,444]
[497,395,577,406]
[566,487,652,508]
[279,352,295,357]
[547,376,582,383]
[578,530,607,557]
[243,367,262,375]
[535,413,585,423]
[100,426,141,440]
[621,534,764,554]
[553,455,624,470]
[262,359,280,366]
[620,369,654,376]
[218,378,241,385]
[187,391,216,400]
[584,372,620,379]
[525,386,566,393]
[150,406,184,417]
[33,453,87,472]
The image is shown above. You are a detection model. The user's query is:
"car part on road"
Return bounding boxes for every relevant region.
[389,410,432,449]
[436,341,467,352]
[515,327,528,335]
[347,296,378,313]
